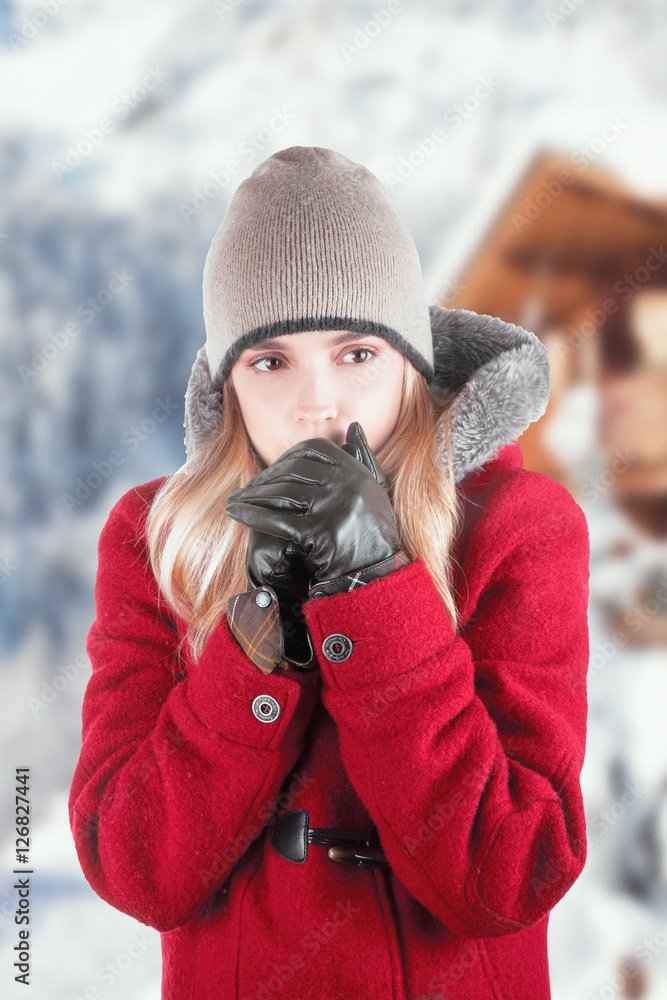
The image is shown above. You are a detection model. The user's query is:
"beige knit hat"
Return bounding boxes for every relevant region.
[183,148,552,471]
[200,145,434,391]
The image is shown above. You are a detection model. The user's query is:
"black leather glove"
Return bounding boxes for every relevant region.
[225,422,401,588]
[245,526,311,616]
[244,527,314,665]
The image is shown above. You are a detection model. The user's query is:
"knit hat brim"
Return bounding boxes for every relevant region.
[207,314,434,392]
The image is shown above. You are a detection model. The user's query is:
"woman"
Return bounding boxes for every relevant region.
[69,146,590,1000]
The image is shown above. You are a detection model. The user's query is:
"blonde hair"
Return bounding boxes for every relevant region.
[145,359,465,664]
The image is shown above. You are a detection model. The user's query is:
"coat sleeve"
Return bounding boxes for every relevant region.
[68,486,322,932]
[302,471,590,938]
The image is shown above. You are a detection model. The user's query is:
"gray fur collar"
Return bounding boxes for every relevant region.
[182,306,550,484]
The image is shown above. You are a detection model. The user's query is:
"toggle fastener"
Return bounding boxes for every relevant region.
[269,809,389,868]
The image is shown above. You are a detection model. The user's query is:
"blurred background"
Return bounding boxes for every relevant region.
[2,0,667,997]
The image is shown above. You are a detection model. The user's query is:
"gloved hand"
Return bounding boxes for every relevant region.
[245,525,311,617]
[225,422,401,588]
[244,526,314,665]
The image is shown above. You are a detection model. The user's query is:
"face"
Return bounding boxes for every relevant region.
[228,329,405,467]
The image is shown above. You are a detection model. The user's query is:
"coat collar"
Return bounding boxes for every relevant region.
[428,305,550,483]
[182,306,550,483]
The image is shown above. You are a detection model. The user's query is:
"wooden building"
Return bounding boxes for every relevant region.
[434,149,667,541]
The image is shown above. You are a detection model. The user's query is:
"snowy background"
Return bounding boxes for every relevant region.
[2,0,667,997]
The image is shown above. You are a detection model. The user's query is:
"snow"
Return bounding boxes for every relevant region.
[2,0,667,996]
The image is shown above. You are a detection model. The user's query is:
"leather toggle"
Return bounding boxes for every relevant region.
[269,809,389,868]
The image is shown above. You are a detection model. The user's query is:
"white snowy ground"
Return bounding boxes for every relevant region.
[3,1,667,997]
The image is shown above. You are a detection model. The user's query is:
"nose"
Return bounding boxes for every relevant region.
[291,368,339,430]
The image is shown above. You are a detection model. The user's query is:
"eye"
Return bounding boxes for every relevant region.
[246,346,380,372]
[341,347,379,364]
[248,354,284,372]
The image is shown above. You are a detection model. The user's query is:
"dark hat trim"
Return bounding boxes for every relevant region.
[210,315,435,391]
[183,305,551,477]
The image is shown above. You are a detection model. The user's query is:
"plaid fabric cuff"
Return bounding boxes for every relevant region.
[226,586,317,675]
[226,552,412,673]
[308,550,412,600]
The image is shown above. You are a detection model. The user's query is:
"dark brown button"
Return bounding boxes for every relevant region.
[328,845,389,867]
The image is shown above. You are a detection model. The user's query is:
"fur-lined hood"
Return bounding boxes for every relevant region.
[182,306,550,483]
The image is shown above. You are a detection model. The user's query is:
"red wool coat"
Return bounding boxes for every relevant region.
[69,438,590,1000]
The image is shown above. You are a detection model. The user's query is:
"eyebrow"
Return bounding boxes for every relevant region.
[242,331,382,354]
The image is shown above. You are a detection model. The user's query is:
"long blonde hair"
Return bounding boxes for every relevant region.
[145,359,465,664]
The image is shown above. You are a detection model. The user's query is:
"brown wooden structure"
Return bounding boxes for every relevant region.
[437,150,667,537]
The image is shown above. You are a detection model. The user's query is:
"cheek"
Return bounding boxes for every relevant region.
[351,365,403,440]
[237,377,280,422]
[365,361,403,408]
[239,384,291,461]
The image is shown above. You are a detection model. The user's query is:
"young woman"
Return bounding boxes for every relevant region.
[69,146,590,1000]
